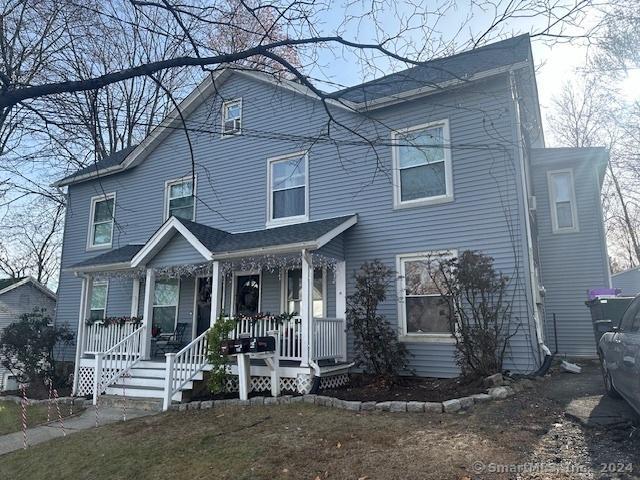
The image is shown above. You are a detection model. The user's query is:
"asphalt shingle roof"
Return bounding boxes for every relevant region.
[56,145,138,185]
[70,215,356,269]
[70,244,144,269]
[181,215,355,254]
[0,277,25,291]
[331,35,530,103]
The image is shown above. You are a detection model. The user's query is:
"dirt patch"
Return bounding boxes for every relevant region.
[320,373,486,402]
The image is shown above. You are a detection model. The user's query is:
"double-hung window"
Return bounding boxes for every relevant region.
[90,280,108,321]
[392,121,453,207]
[268,152,308,225]
[547,169,578,233]
[165,177,195,221]
[284,268,325,317]
[152,279,180,333]
[88,193,115,249]
[398,252,454,339]
[222,99,242,136]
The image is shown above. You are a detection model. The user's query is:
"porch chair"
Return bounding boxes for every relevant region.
[155,322,189,355]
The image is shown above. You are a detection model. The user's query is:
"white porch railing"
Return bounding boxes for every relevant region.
[163,328,210,411]
[93,325,145,405]
[311,317,346,361]
[230,316,303,361]
[84,322,140,355]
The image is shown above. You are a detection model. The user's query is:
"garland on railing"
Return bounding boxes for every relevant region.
[85,316,143,327]
[233,311,299,326]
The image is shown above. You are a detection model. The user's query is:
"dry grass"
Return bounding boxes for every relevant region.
[0,402,80,436]
[1,364,634,480]
[0,402,533,480]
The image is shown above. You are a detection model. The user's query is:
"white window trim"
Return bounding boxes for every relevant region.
[396,250,457,343]
[280,267,327,318]
[547,168,579,234]
[152,278,181,331]
[163,175,197,221]
[221,98,242,137]
[86,193,116,251]
[230,270,262,316]
[266,151,309,228]
[391,119,454,209]
[90,280,109,321]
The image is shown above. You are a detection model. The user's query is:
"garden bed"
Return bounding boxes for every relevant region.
[320,374,486,402]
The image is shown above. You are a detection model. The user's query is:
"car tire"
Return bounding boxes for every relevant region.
[600,356,621,398]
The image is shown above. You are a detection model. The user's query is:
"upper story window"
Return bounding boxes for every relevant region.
[267,151,308,226]
[165,177,195,221]
[392,120,453,208]
[90,280,108,321]
[547,169,578,233]
[397,251,455,340]
[222,99,242,136]
[88,193,115,249]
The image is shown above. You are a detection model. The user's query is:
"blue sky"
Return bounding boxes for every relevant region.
[309,0,638,141]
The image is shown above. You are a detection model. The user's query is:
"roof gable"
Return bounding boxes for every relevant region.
[0,277,56,300]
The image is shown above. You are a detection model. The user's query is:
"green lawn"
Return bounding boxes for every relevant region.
[0,401,79,435]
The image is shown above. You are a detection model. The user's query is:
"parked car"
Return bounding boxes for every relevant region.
[598,294,640,414]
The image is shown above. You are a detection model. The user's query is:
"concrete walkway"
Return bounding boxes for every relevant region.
[0,406,154,456]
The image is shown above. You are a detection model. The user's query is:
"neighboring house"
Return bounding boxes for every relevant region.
[0,277,57,391]
[612,267,640,297]
[52,34,609,409]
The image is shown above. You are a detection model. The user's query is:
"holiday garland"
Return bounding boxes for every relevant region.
[85,315,143,327]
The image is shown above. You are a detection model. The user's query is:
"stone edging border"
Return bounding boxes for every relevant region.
[171,376,541,414]
[0,395,81,407]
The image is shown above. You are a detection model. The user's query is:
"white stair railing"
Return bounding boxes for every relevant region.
[163,328,210,411]
[311,318,346,361]
[93,325,145,405]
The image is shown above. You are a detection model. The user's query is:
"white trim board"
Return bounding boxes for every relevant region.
[131,217,213,267]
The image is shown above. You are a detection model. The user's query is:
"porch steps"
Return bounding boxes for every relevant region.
[103,360,203,403]
[98,394,164,412]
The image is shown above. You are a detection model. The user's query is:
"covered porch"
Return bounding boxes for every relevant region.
[69,215,356,404]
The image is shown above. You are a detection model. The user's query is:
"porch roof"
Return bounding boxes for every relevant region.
[180,215,355,254]
[68,244,144,272]
[70,215,356,271]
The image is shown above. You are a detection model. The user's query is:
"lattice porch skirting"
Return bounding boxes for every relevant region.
[224,372,348,395]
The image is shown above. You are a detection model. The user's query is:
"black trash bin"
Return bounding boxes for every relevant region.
[585,296,634,346]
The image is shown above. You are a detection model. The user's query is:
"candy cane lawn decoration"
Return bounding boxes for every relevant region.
[20,384,28,449]
[52,387,66,436]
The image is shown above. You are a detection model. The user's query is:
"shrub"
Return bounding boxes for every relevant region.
[346,260,410,385]
[0,308,74,388]
[429,251,517,378]
[206,314,237,393]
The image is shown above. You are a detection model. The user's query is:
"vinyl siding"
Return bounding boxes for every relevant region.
[0,284,56,390]
[532,148,610,357]
[612,269,640,297]
[57,70,539,377]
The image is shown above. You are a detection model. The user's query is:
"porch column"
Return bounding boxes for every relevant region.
[130,278,141,318]
[335,260,347,362]
[209,260,223,326]
[72,275,92,395]
[141,268,156,360]
[300,249,313,367]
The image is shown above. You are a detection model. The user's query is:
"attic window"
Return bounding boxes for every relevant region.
[222,99,242,136]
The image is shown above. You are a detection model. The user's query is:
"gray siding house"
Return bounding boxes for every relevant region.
[53,34,609,407]
[612,268,640,296]
[0,277,57,390]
